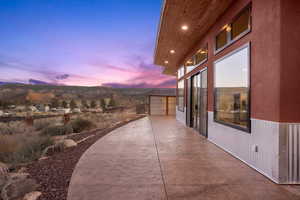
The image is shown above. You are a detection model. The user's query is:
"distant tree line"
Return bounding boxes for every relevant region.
[48,98,117,110]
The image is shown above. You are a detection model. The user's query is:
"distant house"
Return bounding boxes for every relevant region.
[56,108,71,114]
[28,106,38,112]
[36,104,50,112]
[8,105,16,109]
[15,105,27,112]
[73,108,81,113]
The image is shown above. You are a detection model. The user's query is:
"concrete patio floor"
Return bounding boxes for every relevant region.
[67,116,300,200]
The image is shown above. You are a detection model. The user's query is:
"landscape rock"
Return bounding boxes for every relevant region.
[52,136,66,144]
[17,167,27,174]
[9,173,29,181]
[0,163,9,175]
[1,174,38,200]
[62,139,77,148]
[23,191,42,200]
[0,175,8,191]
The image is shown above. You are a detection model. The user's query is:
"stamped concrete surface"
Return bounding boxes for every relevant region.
[67,116,300,200]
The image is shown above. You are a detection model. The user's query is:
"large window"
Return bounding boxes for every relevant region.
[214,44,250,132]
[177,80,185,112]
[215,5,251,52]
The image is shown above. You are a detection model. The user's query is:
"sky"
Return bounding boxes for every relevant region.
[0,0,175,88]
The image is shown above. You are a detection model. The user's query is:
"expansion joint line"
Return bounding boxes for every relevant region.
[149,118,169,200]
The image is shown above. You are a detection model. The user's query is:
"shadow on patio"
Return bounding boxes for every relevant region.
[67,116,300,200]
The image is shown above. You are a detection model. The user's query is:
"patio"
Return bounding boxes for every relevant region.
[67,116,300,200]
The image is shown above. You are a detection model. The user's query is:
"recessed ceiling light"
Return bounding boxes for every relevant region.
[170,50,175,54]
[164,60,169,64]
[181,25,189,31]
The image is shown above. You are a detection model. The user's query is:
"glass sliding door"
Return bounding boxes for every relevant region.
[191,74,200,130]
[190,69,207,137]
[199,70,208,137]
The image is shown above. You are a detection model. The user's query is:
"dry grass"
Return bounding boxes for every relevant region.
[0,121,35,135]
[0,133,53,165]
[34,117,62,131]
[0,110,136,165]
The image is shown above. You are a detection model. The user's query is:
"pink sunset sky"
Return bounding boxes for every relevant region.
[0,0,175,88]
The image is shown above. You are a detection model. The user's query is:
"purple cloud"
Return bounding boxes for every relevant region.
[55,74,70,80]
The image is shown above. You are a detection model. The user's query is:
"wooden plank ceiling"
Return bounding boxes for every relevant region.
[154,0,233,75]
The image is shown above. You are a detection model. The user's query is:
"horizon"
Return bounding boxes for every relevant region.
[0,0,175,88]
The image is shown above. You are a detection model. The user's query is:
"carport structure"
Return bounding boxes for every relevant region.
[148,89,176,116]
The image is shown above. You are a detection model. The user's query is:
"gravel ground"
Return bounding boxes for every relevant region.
[27,115,145,200]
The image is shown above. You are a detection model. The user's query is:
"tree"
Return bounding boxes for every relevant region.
[70,100,77,109]
[90,100,97,108]
[100,99,106,111]
[108,98,116,107]
[50,98,60,108]
[81,99,89,108]
[0,100,11,109]
[62,100,68,108]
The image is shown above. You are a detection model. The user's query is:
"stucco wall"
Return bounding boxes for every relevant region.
[178,0,298,123]
[208,112,280,182]
[176,106,186,125]
[280,0,300,122]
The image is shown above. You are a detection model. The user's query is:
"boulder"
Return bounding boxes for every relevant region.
[23,191,42,200]
[52,136,66,144]
[62,139,77,148]
[1,173,38,200]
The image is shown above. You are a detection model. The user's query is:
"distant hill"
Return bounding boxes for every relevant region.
[28,79,52,85]
[0,84,175,106]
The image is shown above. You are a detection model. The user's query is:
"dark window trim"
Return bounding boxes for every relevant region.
[185,43,208,73]
[185,57,208,74]
[177,79,185,112]
[213,42,251,133]
[214,4,252,55]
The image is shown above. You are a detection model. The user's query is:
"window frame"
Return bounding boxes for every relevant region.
[177,66,185,79]
[177,79,185,112]
[213,42,251,133]
[214,4,252,55]
[185,44,208,74]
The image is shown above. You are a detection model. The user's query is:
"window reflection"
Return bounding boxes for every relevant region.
[214,45,250,131]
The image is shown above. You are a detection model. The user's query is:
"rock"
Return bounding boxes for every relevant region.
[0,163,9,175]
[52,136,66,144]
[9,173,29,181]
[62,139,77,148]
[42,142,66,157]
[17,167,27,174]
[1,175,38,200]
[0,175,8,191]
[23,191,42,200]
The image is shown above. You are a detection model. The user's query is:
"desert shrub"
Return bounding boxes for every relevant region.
[41,124,73,136]
[0,121,34,135]
[70,118,95,133]
[0,134,53,164]
[34,120,52,131]
[33,118,61,131]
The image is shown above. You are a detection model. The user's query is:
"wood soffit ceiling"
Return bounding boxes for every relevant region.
[154,0,234,75]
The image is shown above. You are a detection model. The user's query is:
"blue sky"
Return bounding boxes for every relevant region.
[0,0,175,88]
